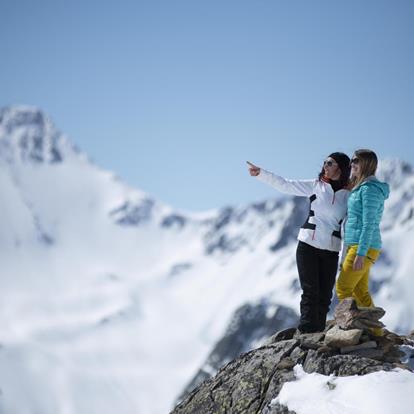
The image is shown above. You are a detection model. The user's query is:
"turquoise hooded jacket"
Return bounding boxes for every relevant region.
[344,176,390,256]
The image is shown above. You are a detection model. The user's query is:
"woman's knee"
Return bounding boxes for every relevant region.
[353,286,373,307]
[336,276,354,300]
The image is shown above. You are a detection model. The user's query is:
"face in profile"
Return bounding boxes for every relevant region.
[350,155,361,178]
[323,157,341,180]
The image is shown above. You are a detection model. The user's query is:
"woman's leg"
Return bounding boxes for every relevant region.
[336,246,383,335]
[336,246,381,304]
[318,250,339,331]
[353,249,383,335]
[336,245,361,301]
[352,248,381,307]
[296,241,320,333]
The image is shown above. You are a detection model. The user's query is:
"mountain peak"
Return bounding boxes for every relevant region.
[0,105,48,128]
[377,158,413,187]
[0,105,79,164]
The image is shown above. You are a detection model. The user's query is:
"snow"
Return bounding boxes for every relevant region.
[1,106,414,413]
[272,365,414,414]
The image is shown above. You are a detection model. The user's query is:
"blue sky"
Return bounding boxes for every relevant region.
[1,0,413,211]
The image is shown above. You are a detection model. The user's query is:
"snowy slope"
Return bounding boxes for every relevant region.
[373,159,414,332]
[273,365,414,414]
[0,106,413,413]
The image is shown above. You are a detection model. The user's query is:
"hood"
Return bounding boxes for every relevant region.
[360,176,390,199]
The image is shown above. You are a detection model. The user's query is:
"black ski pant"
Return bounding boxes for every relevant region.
[296,241,339,333]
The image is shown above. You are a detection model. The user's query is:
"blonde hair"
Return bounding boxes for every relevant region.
[349,149,378,189]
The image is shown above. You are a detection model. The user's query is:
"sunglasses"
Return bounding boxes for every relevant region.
[350,158,360,165]
[323,160,337,167]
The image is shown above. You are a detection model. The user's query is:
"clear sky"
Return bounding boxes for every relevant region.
[1,0,413,211]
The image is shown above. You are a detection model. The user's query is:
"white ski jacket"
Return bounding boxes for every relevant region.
[257,169,350,252]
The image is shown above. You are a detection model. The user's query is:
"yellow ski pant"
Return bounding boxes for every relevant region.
[336,245,380,307]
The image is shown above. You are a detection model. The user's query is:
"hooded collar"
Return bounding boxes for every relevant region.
[354,175,390,199]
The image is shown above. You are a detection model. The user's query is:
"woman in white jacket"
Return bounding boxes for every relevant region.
[247,153,351,333]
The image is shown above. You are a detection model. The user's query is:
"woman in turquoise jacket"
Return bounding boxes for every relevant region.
[336,149,390,334]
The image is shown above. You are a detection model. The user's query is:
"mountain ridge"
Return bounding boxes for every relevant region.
[1,105,413,414]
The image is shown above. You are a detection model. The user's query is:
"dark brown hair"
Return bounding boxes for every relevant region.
[318,154,350,189]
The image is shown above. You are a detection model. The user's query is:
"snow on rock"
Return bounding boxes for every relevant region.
[273,365,414,414]
[0,105,80,164]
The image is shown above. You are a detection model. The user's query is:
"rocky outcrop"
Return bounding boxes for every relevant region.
[172,301,414,414]
[109,199,155,226]
[0,106,77,164]
[176,301,298,404]
[324,325,362,348]
[334,297,385,330]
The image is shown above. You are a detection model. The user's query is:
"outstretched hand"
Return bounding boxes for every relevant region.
[247,161,260,177]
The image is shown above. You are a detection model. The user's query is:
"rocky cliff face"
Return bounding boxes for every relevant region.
[172,302,414,414]
[176,301,299,403]
[0,106,80,164]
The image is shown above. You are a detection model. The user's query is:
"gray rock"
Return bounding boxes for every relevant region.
[356,306,386,320]
[265,328,297,345]
[348,348,385,360]
[324,319,336,332]
[289,346,307,364]
[324,326,363,348]
[277,357,296,370]
[341,341,377,354]
[351,318,385,330]
[385,331,405,345]
[171,329,409,413]
[334,298,385,331]
[176,301,298,403]
[334,298,359,328]
[263,401,296,414]
[294,331,325,343]
[299,339,321,350]
[172,340,298,414]
[302,349,391,376]
[385,347,406,359]
[317,345,334,354]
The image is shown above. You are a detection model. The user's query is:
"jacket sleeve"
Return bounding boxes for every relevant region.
[256,168,315,197]
[357,186,381,256]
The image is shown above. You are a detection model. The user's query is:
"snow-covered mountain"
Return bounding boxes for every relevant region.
[0,106,413,414]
